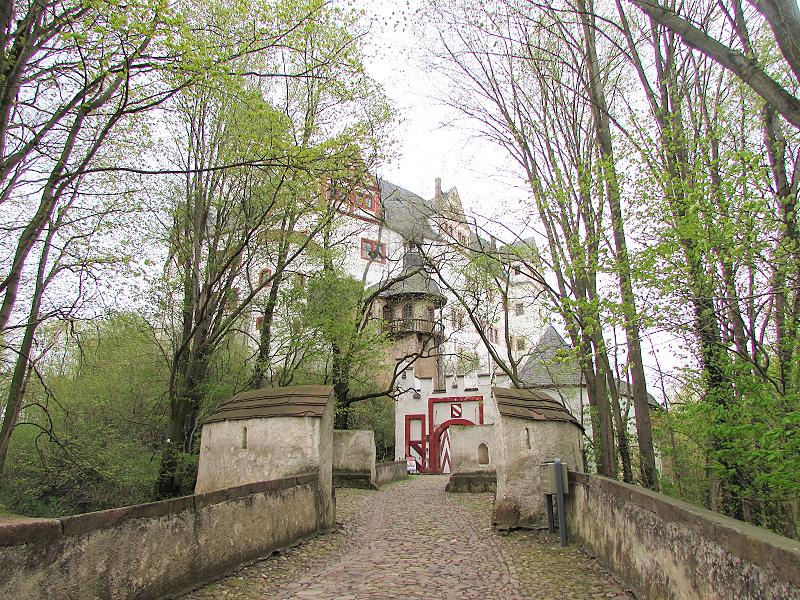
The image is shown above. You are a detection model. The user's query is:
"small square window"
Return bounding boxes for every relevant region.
[258,268,272,287]
[516,338,526,351]
[515,303,524,316]
[360,238,386,263]
[255,316,264,330]
[354,187,379,213]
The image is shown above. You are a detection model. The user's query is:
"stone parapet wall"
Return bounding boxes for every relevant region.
[0,473,323,600]
[566,472,800,600]
[333,471,373,489]
[332,431,405,490]
[374,461,407,488]
[446,470,496,493]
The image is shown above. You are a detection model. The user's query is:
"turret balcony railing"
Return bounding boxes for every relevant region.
[381,318,443,337]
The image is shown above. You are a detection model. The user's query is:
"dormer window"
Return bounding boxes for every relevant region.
[328,176,381,220]
[355,188,379,213]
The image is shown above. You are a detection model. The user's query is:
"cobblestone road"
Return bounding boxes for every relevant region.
[185,475,634,599]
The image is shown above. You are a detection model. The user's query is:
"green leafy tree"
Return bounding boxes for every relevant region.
[0,315,168,515]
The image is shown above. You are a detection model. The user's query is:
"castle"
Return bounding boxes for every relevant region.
[323,177,596,473]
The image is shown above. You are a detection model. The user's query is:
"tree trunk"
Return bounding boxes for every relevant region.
[0,219,54,477]
[601,352,633,483]
[574,321,617,479]
[250,244,290,389]
[156,353,208,498]
[763,106,799,396]
[579,0,658,489]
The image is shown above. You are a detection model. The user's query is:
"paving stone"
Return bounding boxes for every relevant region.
[182,475,635,599]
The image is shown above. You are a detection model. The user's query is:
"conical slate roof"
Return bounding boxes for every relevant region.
[518,326,582,388]
[374,251,447,306]
[518,327,661,409]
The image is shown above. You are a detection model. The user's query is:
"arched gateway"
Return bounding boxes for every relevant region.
[403,394,487,474]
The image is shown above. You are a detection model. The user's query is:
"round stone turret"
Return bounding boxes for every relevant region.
[371,249,447,388]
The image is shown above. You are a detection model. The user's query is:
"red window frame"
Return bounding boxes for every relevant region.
[354,188,379,213]
[258,268,272,287]
[360,238,387,263]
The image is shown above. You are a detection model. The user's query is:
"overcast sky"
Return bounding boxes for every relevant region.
[362,1,522,218]
[359,1,694,396]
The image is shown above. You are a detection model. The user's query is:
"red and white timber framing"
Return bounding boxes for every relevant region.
[404,395,484,474]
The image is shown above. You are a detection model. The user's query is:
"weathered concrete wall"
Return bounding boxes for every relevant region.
[332,429,376,487]
[493,417,582,530]
[449,424,495,473]
[0,474,323,600]
[195,416,321,494]
[566,473,800,600]
[374,461,407,487]
[194,400,334,532]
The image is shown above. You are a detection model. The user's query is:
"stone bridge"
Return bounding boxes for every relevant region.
[184,475,630,600]
[1,385,798,599]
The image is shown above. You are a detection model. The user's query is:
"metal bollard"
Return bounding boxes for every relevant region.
[554,458,567,547]
[545,493,555,533]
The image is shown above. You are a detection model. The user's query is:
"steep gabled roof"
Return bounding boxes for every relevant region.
[379,179,437,240]
[518,326,582,388]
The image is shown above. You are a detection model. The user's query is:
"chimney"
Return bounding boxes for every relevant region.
[434,177,442,203]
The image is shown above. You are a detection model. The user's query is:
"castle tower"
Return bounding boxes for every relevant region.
[375,250,447,390]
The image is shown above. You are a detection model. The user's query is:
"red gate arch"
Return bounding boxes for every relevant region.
[430,418,474,474]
